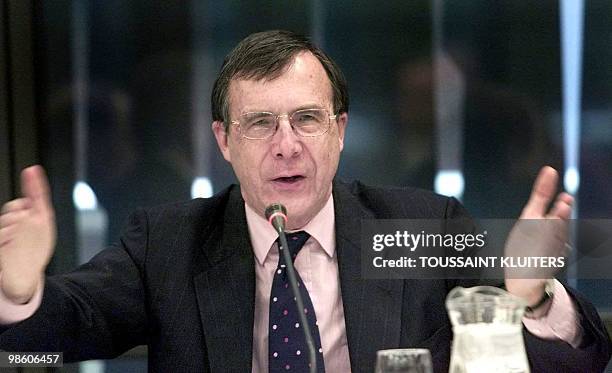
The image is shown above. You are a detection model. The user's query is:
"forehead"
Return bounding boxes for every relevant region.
[228,51,333,115]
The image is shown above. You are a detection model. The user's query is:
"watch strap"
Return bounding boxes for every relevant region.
[524,279,555,319]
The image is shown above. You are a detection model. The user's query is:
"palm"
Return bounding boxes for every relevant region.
[504,166,573,304]
[0,166,56,303]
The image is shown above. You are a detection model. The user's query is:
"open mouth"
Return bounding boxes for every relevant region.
[273,175,305,183]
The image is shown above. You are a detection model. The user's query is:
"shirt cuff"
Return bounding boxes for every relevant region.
[0,273,44,325]
[522,279,583,348]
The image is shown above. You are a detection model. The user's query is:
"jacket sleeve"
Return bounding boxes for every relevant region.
[0,208,150,362]
[524,285,612,372]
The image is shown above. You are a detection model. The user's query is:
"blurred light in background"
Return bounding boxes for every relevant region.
[564,167,580,195]
[434,170,464,199]
[72,181,98,211]
[560,0,584,197]
[191,176,214,199]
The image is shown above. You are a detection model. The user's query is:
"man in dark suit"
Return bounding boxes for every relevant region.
[0,30,610,372]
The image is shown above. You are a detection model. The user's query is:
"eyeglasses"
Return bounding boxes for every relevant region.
[230,108,337,140]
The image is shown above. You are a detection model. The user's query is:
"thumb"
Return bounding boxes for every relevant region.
[521,166,558,218]
[20,165,52,211]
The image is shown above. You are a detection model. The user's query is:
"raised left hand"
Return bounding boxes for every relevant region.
[504,166,573,306]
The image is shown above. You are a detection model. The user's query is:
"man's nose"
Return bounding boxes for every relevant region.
[273,116,302,159]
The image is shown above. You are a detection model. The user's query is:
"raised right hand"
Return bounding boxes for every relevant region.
[0,165,56,304]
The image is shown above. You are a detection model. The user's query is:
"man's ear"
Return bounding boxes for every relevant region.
[336,112,348,152]
[212,121,232,162]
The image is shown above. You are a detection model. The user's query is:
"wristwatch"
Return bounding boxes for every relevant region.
[524,279,555,319]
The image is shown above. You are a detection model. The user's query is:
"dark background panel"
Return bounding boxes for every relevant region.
[1,0,610,371]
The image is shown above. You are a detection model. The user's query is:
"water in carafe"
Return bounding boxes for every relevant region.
[446,286,530,373]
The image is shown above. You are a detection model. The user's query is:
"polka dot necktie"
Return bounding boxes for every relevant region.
[268,231,325,372]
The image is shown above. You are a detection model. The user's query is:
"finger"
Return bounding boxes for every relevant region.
[20,165,52,211]
[0,225,17,246]
[1,198,31,214]
[0,210,28,228]
[521,166,558,218]
[548,192,574,220]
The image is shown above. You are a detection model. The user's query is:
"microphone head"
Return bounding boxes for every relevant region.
[265,203,287,231]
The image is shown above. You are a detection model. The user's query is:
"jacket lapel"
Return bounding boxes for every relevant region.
[193,186,255,372]
[333,181,404,371]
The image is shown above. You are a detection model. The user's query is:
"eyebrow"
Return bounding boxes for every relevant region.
[243,112,271,118]
[292,103,326,112]
[240,103,327,115]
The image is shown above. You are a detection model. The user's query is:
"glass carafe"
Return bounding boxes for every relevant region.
[445,286,530,373]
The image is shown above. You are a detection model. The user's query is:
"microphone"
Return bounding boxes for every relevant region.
[265,204,317,373]
[265,203,287,232]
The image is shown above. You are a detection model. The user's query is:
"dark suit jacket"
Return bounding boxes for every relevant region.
[1,181,610,372]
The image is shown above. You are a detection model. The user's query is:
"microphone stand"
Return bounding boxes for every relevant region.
[273,225,317,373]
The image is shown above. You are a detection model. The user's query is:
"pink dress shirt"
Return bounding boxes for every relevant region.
[0,273,43,324]
[0,193,582,372]
[246,195,351,372]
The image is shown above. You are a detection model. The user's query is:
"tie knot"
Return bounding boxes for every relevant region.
[284,231,310,261]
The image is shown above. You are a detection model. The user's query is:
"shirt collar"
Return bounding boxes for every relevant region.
[245,193,336,265]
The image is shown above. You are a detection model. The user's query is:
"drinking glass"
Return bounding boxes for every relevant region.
[375,348,433,373]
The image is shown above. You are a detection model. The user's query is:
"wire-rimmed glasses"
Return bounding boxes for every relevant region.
[230,108,337,140]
